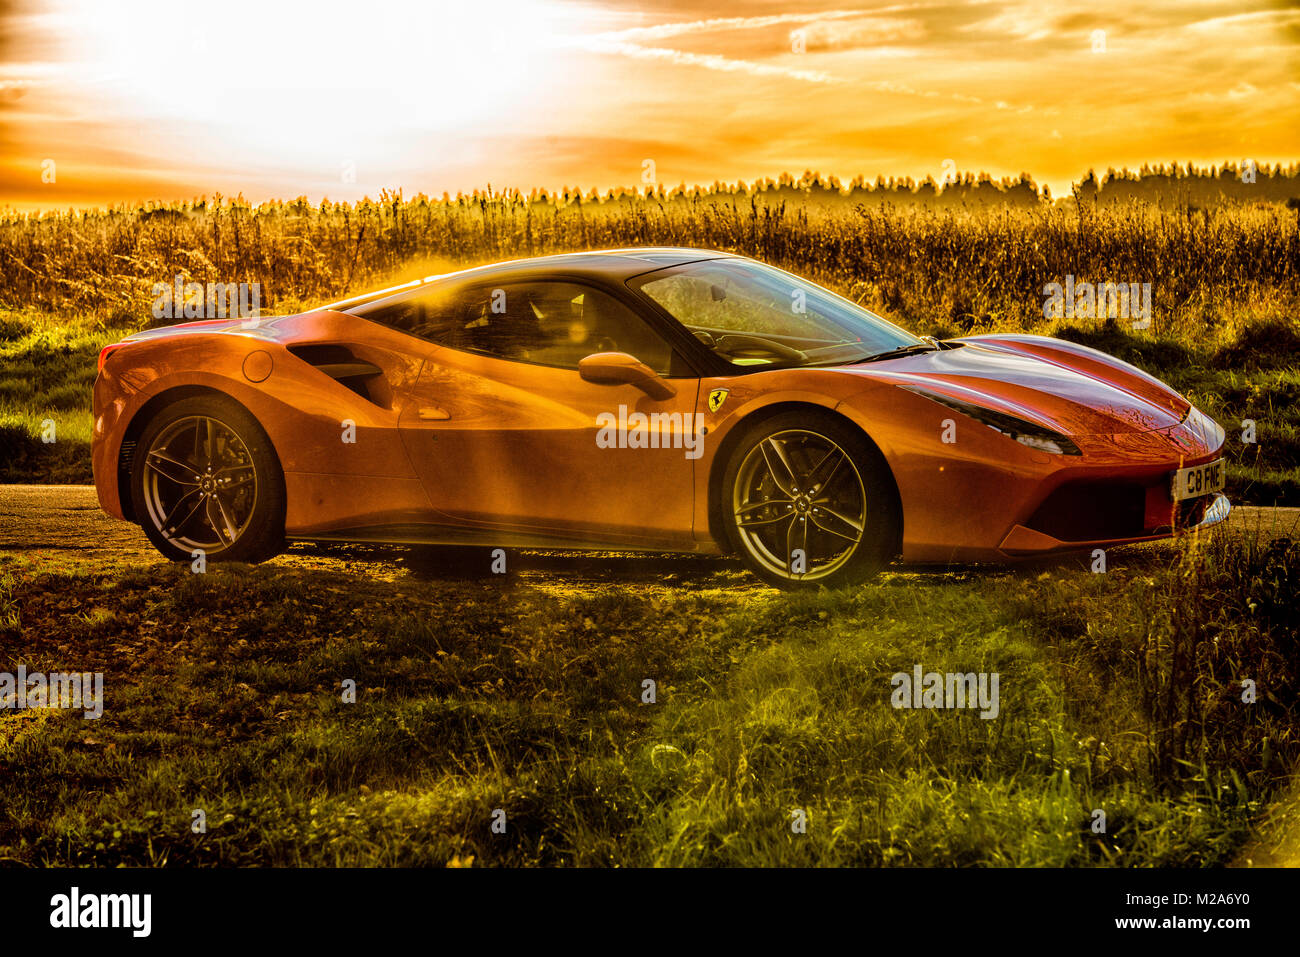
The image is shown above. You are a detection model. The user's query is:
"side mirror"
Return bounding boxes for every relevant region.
[578,352,676,399]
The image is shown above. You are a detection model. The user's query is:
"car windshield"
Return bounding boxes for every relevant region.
[631,258,924,368]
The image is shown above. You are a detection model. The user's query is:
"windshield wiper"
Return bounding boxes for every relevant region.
[855,342,939,363]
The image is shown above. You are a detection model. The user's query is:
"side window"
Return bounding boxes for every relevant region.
[431,282,679,374]
[351,287,463,342]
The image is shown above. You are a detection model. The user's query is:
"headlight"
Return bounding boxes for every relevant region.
[901,386,1082,455]
[1185,405,1225,451]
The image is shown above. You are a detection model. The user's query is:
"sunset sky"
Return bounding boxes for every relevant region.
[1,0,1297,211]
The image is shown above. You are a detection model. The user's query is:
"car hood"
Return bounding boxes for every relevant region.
[837,336,1192,436]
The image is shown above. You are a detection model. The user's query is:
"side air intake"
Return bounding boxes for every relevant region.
[287,344,391,407]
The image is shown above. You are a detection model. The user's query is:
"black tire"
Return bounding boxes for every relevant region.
[130,394,285,563]
[720,411,899,589]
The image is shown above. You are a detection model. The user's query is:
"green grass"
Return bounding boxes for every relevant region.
[1,530,1295,866]
[0,306,128,483]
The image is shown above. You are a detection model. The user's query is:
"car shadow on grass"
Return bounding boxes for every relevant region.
[285,541,754,588]
[890,541,1177,583]
[283,538,1182,591]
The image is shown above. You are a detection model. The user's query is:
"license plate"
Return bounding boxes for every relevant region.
[1170,458,1225,502]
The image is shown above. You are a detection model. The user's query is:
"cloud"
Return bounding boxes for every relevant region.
[573,36,839,83]
[567,5,934,85]
[792,15,927,51]
[562,9,895,84]
[1185,8,1300,35]
[595,9,883,43]
[957,4,1060,42]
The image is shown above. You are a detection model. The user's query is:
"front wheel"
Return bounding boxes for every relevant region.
[130,395,286,563]
[721,412,900,589]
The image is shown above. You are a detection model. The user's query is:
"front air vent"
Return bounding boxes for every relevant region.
[1025,481,1146,542]
[118,438,137,476]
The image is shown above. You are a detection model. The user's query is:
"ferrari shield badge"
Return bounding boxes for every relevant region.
[708,388,730,413]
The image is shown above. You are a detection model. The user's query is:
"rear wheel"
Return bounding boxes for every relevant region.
[130,395,285,563]
[721,412,899,589]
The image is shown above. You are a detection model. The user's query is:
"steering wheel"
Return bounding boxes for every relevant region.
[714,334,808,363]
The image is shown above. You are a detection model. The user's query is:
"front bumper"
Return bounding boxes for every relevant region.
[887,404,1229,564]
[91,370,130,521]
[998,491,1231,555]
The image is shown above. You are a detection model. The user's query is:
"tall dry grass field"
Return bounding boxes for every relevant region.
[1,188,1298,495]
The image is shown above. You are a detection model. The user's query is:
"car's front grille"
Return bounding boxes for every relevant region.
[1151,495,1212,534]
[1025,480,1147,542]
[1025,475,1221,543]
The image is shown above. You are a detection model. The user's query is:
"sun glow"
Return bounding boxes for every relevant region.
[56,0,566,166]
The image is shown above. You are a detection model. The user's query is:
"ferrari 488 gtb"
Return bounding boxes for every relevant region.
[93,248,1229,588]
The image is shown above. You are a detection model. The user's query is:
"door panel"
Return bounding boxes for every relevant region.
[398,348,701,545]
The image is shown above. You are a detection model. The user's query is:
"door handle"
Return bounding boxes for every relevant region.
[418,406,451,420]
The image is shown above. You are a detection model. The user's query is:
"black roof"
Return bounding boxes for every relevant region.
[484,247,727,276]
[326,247,731,312]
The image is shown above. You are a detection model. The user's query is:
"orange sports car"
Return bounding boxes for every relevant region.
[92,248,1229,588]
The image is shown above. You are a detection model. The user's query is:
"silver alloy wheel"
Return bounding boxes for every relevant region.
[732,429,868,581]
[141,415,258,552]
